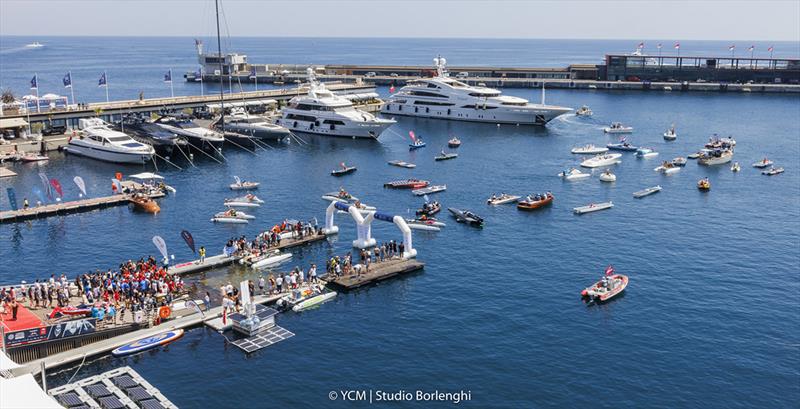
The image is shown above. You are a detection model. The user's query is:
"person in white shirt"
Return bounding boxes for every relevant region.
[309,264,317,283]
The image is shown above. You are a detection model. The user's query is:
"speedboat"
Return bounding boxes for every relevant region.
[249,251,292,269]
[752,158,773,168]
[663,125,677,141]
[635,148,659,158]
[292,290,337,312]
[633,185,662,198]
[154,115,224,154]
[211,215,249,224]
[672,157,687,167]
[321,190,359,203]
[762,166,784,176]
[559,168,591,181]
[406,217,446,228]
[276,69,395,139]
[382,56,571,125]
[25,42,44,48]
[517,193,553,210]
[448,208,484,227]
[130,195,160,214]
[435,151,458,161]
[385,179,429,189]
[230,176,259,190]
[412,185,446,196]
[607,141,639,152]
[697,178,711,191]
[581,270,628,303]
[603,122,633,134]
[331,163,357,176]
[116,115,187,156]
[19,153,49,162]
[213,209,255,220]
[599,170,616,182]
[571,144,608,154]
[654,162,680,175]
[574,201,613,214]
[575,105,593,117]
[687,152,702,159]
[698,149,733,166]
[581,153,622,168]
[416,201,441,216]
[406,222,441,232]
[65,118,155,164]
[731,162,741,172]
[276,285,334,312]
[448,137,462,148]
[388,160,416,169]
[220,108,290,141]
[487,194,521,205]
[224,194,264,208]
[409,138,426,150]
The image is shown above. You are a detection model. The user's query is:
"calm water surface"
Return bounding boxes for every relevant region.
[0,38,799,408]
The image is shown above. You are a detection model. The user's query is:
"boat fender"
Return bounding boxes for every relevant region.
[159,306,171,319]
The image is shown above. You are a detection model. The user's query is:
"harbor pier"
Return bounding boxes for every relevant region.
[326,258,425,290]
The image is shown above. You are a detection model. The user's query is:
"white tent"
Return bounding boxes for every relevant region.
[0,374,62,409]
[129,172,165,180]
[0,351,22,371]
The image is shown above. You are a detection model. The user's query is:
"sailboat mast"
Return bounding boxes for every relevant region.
[215,0,224,127]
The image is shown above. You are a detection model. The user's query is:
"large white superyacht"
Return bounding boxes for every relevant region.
[381,56,572,125]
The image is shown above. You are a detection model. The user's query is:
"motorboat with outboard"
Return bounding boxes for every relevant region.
[412,185,446,196]
[321,189,360,204]
[385,179,429,189]
[224,194,264,208]
[435,151,458,161]
[698,149,733,166]
[276,68,395,139]
[603,122,633,134]
[408,132,426,150]
[607,140,639,152]
[559,168,591,181]
[448,208,484,227]
[571,144,608,154]
[575,105,593,117]
[635,148,658,158]
[697,178,711,190]
[388,160,416,168]
[762,166,784,176]
[752,158,773,168]
[331,162,357,176]
[213,209,255,220]
[230,176,259,190]
[130,194,160,214]
[599,170,616,182]
[654,162,680,175]
[573,201,613,214]
[581,266,628,303]
[731,162,741,172]
[448,137,462,148]
[581,153,622,168]
[416,201,441,216]
[487,193,521,205]
[154,115,224,154]
[516,193,553,210]
[245,250,293,269]
[663,125,677,141]
[406,217,446,228]
[382,56,571,125]
[19,153,49,162]
[211,215,249,224]
[276,285,336,312]
[672,157,687,167]
[633,185,662,198]
[65,118,155,164]
[116,115,187,156]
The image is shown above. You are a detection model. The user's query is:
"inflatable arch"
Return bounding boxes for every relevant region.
[322,201,417,259]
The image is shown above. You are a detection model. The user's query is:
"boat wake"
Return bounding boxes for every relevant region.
[554,113,598,128]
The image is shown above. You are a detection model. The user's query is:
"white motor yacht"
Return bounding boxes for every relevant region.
[581,153,622,168]
[154,115,225,154]
[382,56,571,125]
[275,68,395,139]
[65,118,154,164]
[222,108,291,141]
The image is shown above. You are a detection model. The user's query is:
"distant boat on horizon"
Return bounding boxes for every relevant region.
[25,41,44,48]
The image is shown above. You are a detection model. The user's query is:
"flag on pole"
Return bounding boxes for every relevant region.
[748,45,755,52]
[164,69,172,83]
[98,72,107,87]
[181,230,196,254]
[728,44,735,51]
[605,265,615,276]
[63,72,72,88]
[30,74,38,90]
[674,42,680,49]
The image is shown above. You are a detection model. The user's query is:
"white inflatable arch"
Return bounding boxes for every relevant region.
[322,201,416,259]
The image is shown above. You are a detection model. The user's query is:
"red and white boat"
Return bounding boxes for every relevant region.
[384,179,429,189]
[581,266,628,303]
[49,305,93,319]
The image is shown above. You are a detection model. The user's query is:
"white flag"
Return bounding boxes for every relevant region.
[152,236,168,261]
[73,176,86,197]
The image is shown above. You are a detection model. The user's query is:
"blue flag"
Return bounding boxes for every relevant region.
[30,74,38,89]
[6,187,18,211]
[63,72,72,88]
[250,67,257,78]
[98,72,107,87]
[164,70,172,83]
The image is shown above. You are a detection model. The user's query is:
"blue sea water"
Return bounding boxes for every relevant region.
[0,37,799,408]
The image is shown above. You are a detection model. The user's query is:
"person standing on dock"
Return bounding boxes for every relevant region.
[199,246,206,264]
[23,198,29,209]
[258,276,265,295]
[204,292,211,311]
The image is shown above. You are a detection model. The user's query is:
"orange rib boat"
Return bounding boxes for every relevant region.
[130,195,160,214]
[517,194,553,210]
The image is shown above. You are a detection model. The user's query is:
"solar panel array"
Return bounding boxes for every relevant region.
[231,325,294,353]
[49,366,177,409]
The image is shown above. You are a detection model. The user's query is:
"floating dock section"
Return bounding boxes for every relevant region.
[48,366,178,409]
[0,191,165,224]
[326,258,425,290]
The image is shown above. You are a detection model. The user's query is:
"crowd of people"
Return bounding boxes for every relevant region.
[326,241,406,277]
[222,219,320,258]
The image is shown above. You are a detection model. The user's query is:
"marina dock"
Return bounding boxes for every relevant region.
[326,258,425,290]
[0,190,165,224]
[0,167,16,178]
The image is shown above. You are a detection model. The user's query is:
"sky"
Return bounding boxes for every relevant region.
[0,0,798,41]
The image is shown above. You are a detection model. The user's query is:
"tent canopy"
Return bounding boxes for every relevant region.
[0,374,62,409]
[0,118,29,129]
[129,172,164,180]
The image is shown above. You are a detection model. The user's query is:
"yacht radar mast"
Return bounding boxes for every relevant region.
[433,56,448,78]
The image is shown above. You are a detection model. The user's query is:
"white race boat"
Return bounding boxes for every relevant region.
[574,201,613,214]
[224,194,264,208]
[65,118,155,164]
[406,223,441,232]
[581,153,622,168]
[762,166,784,176]
[250,252,292,269]
[663,125,677,141]
[25,42,44,48]
[412,185,447,196]
[635,148,659,158]
[603,122,633,134]
[654,163,681,175]
[230,176,260,190]
[382,56,571,125]
[599,170,616,182]
[575,105,593,117]
[487,194,521,205]
[752,158,773,168]
[211,216,249,224]
[559,168,591,181]
[571,144,608,155]
[213,210,255,220]
[292,291,337,312]
[633,185,662,198]
[405,218,446,227]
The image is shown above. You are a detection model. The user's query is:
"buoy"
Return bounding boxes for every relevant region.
[159,306,171,319]
[115,172,123,181]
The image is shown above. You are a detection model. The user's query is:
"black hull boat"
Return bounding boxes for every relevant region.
[116,117,187,156]
[448,207,484,227]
